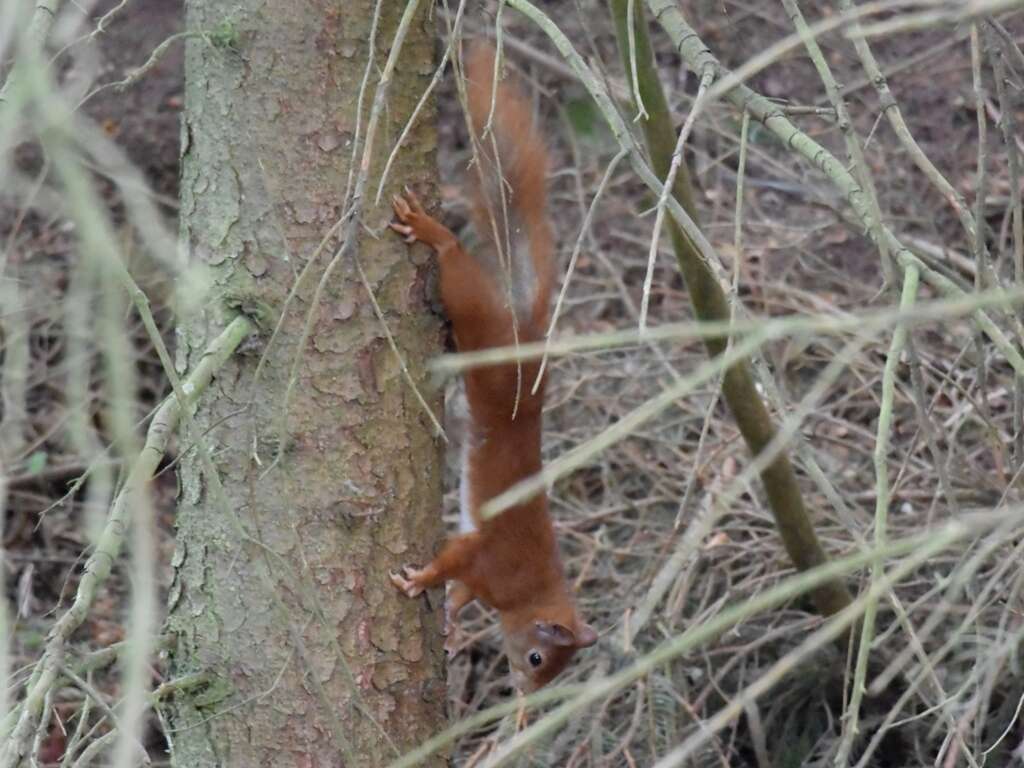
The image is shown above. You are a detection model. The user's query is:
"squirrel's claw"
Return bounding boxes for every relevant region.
[390,566,425,598]
[389,221,419,245]
[391,192,424,246]
[390,186,455,252]
[402,186,426,214]
[391,194,411,219]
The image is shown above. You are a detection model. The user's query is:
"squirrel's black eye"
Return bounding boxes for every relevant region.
[528,651,543,668]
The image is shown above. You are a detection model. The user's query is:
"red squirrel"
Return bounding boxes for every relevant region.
[389,42,597,692]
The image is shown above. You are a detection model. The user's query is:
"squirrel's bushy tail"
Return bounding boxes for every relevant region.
[464,42,554,335]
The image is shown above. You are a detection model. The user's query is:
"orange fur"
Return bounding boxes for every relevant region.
[389,42,595,692]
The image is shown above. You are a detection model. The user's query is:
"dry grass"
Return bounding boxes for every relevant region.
[431,5,1024,766]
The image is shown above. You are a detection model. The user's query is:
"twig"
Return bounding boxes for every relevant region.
[905,336,957,518]
[989,23,1024,467]
[851,0,1024,39]
[648,524,969,768]
[489,512,1010,768]
[987,18,1024,78]
[60,673,94,768]
[502,0,729,292]
[480,331,772,518]
[0,474,8,731]
[60,665,148,765]
[534,149,628,393]
[646,0,1024,380]
[484,0,506,135]
[780,0,892,284]
[836,0,991,267]
[29,686,56,767]
[624,0,648,121]
[92,0,130,36]
[609,0,853,627]
[374,0,470,204]
[275,0,444,462]
[856,524,1024,764]
[971,24,994,437]
[390,517,992,768]
[835,264,919,765]
[22,78,159,766]
[634,108,747,641]
[77,32,204,110]
[0,316,254,766]
[637,62,714,331]
[434,285,1024,376]
[0,0,62,108]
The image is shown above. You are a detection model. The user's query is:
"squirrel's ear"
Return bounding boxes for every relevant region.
[575,623,598,648]
[535,621,576,647]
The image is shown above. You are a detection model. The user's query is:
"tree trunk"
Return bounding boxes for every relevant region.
[165,2,446,765]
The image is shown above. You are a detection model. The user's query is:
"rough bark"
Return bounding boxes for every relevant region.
[165,2,447,766]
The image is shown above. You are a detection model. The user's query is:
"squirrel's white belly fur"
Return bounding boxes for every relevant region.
[458,436,476,533]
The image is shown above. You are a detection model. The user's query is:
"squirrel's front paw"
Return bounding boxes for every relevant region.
[390,566,426,598]
[389,188,428,244]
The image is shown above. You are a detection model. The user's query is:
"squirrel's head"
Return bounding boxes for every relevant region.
[503,618,598,692]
